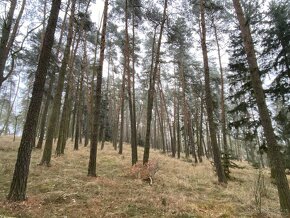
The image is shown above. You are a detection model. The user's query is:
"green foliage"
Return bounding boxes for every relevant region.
[75,12,93,32]
[260,0,290,104]
[274,106,290,169]
[226,4,262,143]
[213,152,245,179]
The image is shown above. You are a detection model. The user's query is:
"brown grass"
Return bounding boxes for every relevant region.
[0,135,287,217]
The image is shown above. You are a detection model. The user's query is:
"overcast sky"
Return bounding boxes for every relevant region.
[89,1,104,28]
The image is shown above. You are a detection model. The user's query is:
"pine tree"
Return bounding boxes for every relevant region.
[200,0,227,183]
[233,0,290,213]
[88,0,109,177]
[7,0,61,201]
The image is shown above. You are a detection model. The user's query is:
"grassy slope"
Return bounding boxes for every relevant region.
[0,136,287,217]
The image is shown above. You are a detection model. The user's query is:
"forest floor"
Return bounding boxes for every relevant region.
[0,136,288,218]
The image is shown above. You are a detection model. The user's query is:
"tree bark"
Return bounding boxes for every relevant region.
[40,0,76,166]
[198,95,205,159]
[159,82,175,157]
[176,89,181,159]
[233,0,290,212]
[55,27,82,154]
[200,0,226,183]
[36,72,55,149]
[7,0,61,201]
[55,80,70,155]
[213,19,229,176]
[74,78,81,150]
[143,0,168,164]
[118,67,126,155]
[155,95,166,153]
[125,0,138,165]
[88,0,109,176]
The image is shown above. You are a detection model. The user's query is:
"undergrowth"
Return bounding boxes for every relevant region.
[0,136,287,217]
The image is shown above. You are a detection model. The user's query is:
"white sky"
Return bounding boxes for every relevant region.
[89,1,104,28]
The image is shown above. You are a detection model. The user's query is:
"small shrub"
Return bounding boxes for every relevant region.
[130,160,159,185]
[254,168,267,214]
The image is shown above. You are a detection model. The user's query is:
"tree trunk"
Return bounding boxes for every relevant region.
[153,107,157,149]
[88,0,109,177]
[213,20,229,176]
[37,0,70,149]
[55,81,70,155]
[74,78,81,150]
[159,82,175,157]
[118,66,126,155]
[233,0,290,212]
[55,27,82,155]
[125,0,138,165]
[40,0,76,166]
[13,115,19,142]
[189,118,198,163]
[36,72,55,149]
[0,75,20,136]
[198,95,205,159]
[155,95,166,153]
[143,0,168,164]
[7,0,61,201]
[200,0,226,183]
[176,90,181,159]
[125,109,130,142]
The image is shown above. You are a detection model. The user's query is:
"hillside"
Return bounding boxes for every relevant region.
[0,136,286,217]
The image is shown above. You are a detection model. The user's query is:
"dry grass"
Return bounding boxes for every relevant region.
[0,135,288,217]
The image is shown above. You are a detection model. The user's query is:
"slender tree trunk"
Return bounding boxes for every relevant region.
[112,104,120,150]
[75,10,90,147]
[124,0,138,165]
[80,32,89,146]
[159,82,175,157]
[152,108,156,149]
[37,0,48,59]
[131,10,138,164]
[118,67,126,155]
[233,0,290,212]
[0,75,20,136]
[179,61,197,161]
[200,0,226,183]
[155,96,166,153]
[13,115,19,142]
[40,0,76,166]
[37,0,70,149]
[0,87,8,119]
[74,78,81,150]
[125,109,130,142]
[179,63,189,159]
[36,72,55,149]
[84,66,91,147]
[7,0,61,201]
[88,0,109,176]
[213,20,229,176]
[55,28,82,155]
[101,128,105,150]
[55,82,70,155]
[143,0,168,164]
[198,95,205,159]
[176,91,181,159]
[111,65,119,150]
[189,118,198,163]
[71,95,77,140]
